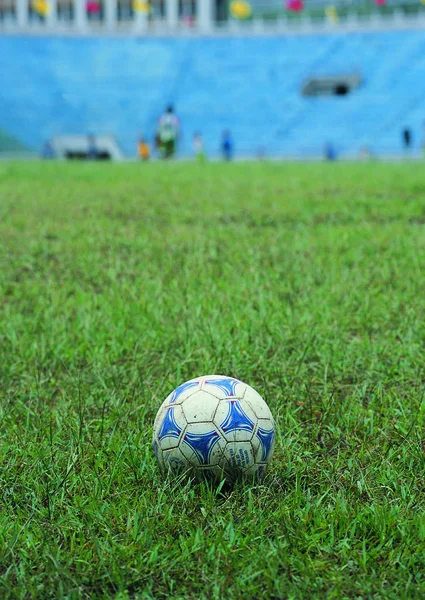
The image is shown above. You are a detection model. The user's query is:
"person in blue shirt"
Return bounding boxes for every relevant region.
[324,142,337,161]
[221,130,234,161]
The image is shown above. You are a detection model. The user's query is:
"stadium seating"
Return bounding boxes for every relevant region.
[1,30,425,158]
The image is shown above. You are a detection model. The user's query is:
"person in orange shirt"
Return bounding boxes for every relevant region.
[138,138,150,161]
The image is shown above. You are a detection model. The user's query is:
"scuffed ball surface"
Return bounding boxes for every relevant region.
[153,375,275,482]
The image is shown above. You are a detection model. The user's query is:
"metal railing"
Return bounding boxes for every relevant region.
[1,0,425,33]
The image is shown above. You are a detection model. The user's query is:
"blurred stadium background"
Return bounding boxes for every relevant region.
[1,0,425,159]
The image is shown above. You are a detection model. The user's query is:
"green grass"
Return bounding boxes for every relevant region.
[2,160,425,599]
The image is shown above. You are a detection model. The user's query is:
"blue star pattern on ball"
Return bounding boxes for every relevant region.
[183,430,221,465]
[169,380,200,403]
[220,400,254,434]
[158,407,182,441]
[256,426,275,461]
[204,377,239,397]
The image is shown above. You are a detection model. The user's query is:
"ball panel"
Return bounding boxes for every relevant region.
[244,463,269,481]
[195,464,230,482]
[153,407,165,437]
[201,375,245,399]
[182,391,220,423]
[214,398,256,442]
[155,405,186,450]
[221,440,255,474]
[162,447,192,475]
[254,418,275,463]
[180,422,225,467]
[244,386,273,420]
[250,428,260,456]
[164,376,203,405]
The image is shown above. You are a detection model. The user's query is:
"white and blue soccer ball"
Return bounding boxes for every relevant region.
[153,375,275,482]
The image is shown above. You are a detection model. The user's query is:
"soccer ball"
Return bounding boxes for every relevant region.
[152,375,275,482]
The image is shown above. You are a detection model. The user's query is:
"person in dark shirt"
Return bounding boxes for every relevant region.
[402,128,411,153]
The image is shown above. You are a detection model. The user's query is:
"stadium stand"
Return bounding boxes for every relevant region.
[2,0,425,30]
[1,30,425,158]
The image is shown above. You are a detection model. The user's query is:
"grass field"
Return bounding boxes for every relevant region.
[1,160,425,599]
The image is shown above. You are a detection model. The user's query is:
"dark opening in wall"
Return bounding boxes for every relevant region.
[335,83,349,96]
[65,150,112,161]
[302,73,362,97]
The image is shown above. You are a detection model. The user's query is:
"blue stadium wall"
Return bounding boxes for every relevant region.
[1,31,425,158]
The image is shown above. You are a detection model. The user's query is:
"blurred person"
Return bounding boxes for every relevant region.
[193,132,206,163]
[157,105,180,159]
[324,141,337,161]
[87,134,98,160]
[221,130,233,161]
[402,128,412,153]
[138,137,150,161]
[41,140,55,159]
